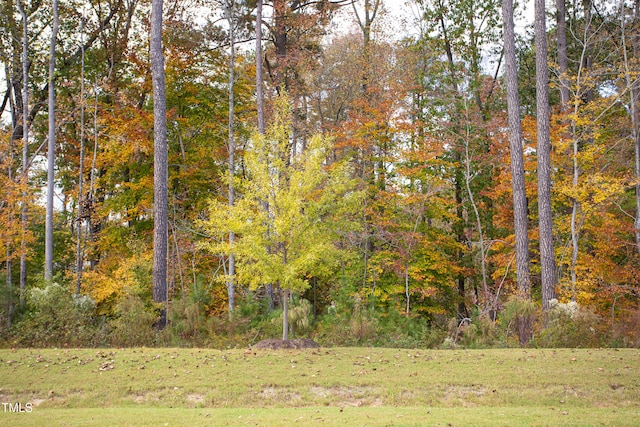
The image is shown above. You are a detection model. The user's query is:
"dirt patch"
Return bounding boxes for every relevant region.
[254,339,320,349]
[187,393,205,405]
[260,387,302,402]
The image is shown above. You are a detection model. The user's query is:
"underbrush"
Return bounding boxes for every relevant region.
[1,282,638,349]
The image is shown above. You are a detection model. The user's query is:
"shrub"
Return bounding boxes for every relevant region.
[456,314,504,348]
[501,296,537,346]
[109,294,157,347]
[13,282,102,347]
[537,299,604,347]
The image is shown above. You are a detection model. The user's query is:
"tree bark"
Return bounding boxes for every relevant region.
[556,0,570,110]
[45,0,59,281]
[227,0,236,314]
[622,0,640,256]
[535,0,557,310]
[282,288,289,340]
[256,0,265,134]
[76,13,87,296]
[17,0,29,304]
[502,0,532,297]
[151,0,168,327]
[634,0,640,257]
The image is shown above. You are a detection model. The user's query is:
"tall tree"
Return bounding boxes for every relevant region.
[75,11,87,296]
[151,0,168,327]
[632,0,640,257]
[556,0,570,110]
[621,0,640,256]
[226,0,236,314]
[535,0,556,310]
[503,0,532,343]
[502,0,531,296]
[17,0,29,303]
[256,0,265,134]
[45,0,59,281]
[203,96,359,340]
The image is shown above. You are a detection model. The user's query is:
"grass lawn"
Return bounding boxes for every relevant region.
[0,347,638,425]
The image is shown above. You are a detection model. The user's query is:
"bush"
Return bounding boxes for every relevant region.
[537,299,604,347]
[109,294,157,347]
[164,292,210,346]
[611,307,640,348]
[454,313,504,349]
[12,282,103,347]
[501,296,537,346]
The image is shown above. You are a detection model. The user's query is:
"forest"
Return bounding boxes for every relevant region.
[0,0,639,349]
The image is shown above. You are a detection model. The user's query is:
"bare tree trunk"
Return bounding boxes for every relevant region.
[17,0,28,304]
[256,0,265,134]
[503,0,532,299]
[6,90,15,327]
[535,0,557,310]
[151,0,168,327]
[45,0,59,281]
[282,288,289,340]
[463,112,489,306]
[634,0,640,256]
[88,80,99,270]
[75,13,87,296]
[556,0,570,110]
[255,0,273,309]
[624,0,640,256]
[405,265,410,316]
[226,0,236,315]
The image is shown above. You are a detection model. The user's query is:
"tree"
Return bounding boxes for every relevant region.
[226,0,237,314]
[502,0,531,296]
[151,0,168,327]
[256,0,265,134]
[503,0,532,343]
[535,0,557,310]
[620,0,640,256]
[202,95,360,340]
[45,0,59,281]
[17,0,29,304]
[556,0,570,110]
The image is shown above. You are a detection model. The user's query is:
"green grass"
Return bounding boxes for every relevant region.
[0,347,638,425]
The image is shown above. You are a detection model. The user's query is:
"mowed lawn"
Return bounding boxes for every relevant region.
[0,347,638,426]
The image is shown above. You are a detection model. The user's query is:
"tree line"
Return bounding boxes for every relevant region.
[0,0,639,347]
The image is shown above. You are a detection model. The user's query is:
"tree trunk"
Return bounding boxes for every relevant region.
[535,0,557,310]
[634,0,640,257]
[502,0,532,297]
[45,0,59,281]
[151,0,168,327]
[17,0,28,304]
[256,0,265,134]
[405,265,410,316]
[273,0,287,92]
[624,0,640,256]
[282,288,289,340]
[75,14,87,296]
[556,0,570,110]
[227,0,236,315]
[463,121,489,306]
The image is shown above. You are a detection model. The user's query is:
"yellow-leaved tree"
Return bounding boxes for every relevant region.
[201,96,361,340]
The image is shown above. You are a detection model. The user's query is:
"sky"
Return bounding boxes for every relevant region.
[330,0,534,42]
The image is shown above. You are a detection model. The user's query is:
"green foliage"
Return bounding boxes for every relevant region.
[453,313,505,349]
[500,296,537,346]
[201,95,362,338]
[536,300,604,348]
[12,282,104,347]
[109,294,157,347]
